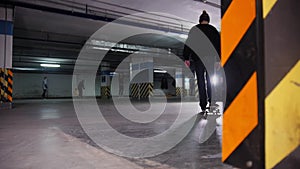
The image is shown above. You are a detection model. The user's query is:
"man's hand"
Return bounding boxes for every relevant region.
[184,60,190,67]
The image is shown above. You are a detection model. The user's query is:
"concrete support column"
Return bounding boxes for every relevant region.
[0,7,13,109]
[167,68,176,96]
[130,56,153,99]
[100,62,111,98]
[0,6,13,68]
[118,73,124,96]
[184,76,190,97]
[175,69,183,96]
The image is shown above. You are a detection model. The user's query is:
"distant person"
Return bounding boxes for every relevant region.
[42,77,48,98]
[183,10,220,114]
[77,80,85,97]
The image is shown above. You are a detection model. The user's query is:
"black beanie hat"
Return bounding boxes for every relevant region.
[199,10,210,23]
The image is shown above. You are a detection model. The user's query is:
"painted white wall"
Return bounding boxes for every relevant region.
[13,73,101,98]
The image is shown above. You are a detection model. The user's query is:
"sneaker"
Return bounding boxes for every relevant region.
[198,110,208,116]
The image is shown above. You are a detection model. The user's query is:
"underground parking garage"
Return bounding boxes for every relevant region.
[0,0,299,169]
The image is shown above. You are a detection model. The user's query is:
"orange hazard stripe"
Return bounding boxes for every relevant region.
[8,87,12,94]
[222,72,258,161]
[7,95,12,102]
[8,78,13,85]
[8,70,13,77]
[221,0,256,66]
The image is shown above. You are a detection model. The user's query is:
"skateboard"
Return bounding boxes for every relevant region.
[206,105,220,115]
[198,104,220,119]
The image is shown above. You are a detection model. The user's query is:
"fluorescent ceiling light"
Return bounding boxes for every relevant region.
[13,67,40,71]
[40,64,60,68]
[154,70,167,73]
[92,46,110,51]
[110,72,117,75]
[179,34,188,39]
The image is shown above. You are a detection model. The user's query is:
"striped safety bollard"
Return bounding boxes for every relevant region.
[0,68,13,108]
[0,69,4,102]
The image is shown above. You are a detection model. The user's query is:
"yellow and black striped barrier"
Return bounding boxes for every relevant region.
[101,86,111,98]
[0,68,13,103]
[130,83,153,98]
[176,87,182,96]
[263,0,300,168]
[221,0,299,168]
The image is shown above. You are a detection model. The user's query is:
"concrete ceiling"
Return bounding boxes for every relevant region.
[72,0,221,29]
[8,0,221,73]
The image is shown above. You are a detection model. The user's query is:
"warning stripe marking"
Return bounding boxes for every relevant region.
[8,70,13,77]
[7,95,12,102]
[176,87,182,96]
[263,0,278,18]
[221,0,256,66]
[221,0,233,17]
[222,72,258,161]
[130,84,138,97]
[7,87,12,94]
[265,61,300,169]
[221,0,260,164]
[130,83,153,98]
[0,69,13,102]
[8,78,13,86]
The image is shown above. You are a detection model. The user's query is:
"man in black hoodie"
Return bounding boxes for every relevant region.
[183,10,220,114]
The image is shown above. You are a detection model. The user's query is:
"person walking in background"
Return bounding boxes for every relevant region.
[77,80,85,97]
[42,77,48,98]
[183,10,220,114]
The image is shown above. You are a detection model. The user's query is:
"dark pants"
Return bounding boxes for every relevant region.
[42,89,47,98]
[190,60,212,111]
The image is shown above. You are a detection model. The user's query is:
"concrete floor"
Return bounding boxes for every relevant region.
[0,99,234,169]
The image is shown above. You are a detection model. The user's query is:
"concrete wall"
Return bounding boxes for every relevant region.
[13,73,101,99]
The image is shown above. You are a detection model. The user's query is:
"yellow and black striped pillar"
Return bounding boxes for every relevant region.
[176,87,183,96]
[0,69,3,101]
[0,68,13,103]
[101,86,111,98]
[221,0,299,168]
[263,0,300,168]
[130,83,153,98]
